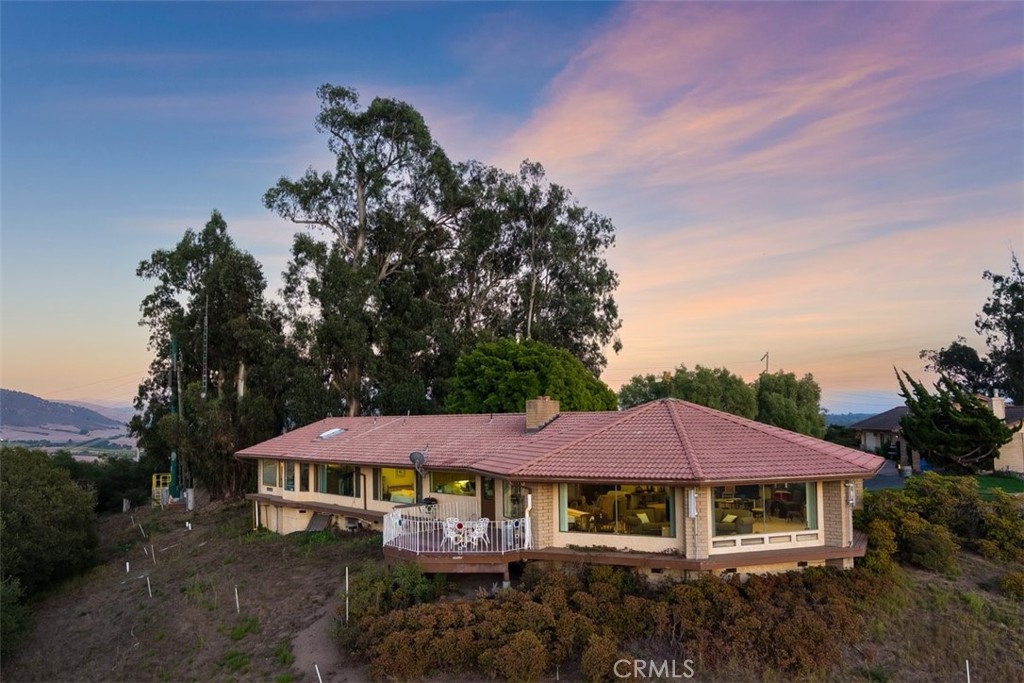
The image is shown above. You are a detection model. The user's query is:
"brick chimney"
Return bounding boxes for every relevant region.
[525,396,560,432]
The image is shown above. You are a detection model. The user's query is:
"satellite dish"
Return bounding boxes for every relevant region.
[409,450,427,476]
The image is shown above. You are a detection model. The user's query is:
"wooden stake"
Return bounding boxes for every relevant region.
[234,585,240,613]
[147,576,152,598]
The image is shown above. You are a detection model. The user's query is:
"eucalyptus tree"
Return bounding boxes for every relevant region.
[132,210,286,496]
[446,160,622,374]
[265,85,625,417]
[265,85,458,416]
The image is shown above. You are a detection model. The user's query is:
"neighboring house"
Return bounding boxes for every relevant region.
[849,407,908,454]
[852,398,1023,474]
[236,397,884,581]
[990,397,1024,474]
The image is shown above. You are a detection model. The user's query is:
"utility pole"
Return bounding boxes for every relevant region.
[760,351,769,374]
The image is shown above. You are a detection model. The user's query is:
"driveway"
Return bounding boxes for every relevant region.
[865,458,905,491]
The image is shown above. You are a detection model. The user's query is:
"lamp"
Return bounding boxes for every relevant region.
[845,482,856,507]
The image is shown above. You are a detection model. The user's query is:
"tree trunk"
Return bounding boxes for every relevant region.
[346,360,361,416]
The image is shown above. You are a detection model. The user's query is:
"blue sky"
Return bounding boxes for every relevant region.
[2,1,1021,414]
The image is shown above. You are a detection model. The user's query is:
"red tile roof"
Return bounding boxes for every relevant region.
[236,398,884,483]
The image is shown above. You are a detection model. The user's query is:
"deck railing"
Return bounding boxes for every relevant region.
[383,500,532,555]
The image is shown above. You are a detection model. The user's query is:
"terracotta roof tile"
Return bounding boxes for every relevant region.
[236,398,884,483]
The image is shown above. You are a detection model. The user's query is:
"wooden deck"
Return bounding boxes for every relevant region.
[385,531,869,574]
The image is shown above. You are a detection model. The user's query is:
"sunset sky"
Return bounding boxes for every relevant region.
[1,2,1021,414]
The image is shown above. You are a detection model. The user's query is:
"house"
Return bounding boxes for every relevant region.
[235,397,884,581]
[849,407,908,454]
[852,398,1023,474]
[990,397,1024,474]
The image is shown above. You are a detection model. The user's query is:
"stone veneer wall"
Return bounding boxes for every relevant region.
[821,481,851,549]
[529,484,555,549]
[683,487,711,559]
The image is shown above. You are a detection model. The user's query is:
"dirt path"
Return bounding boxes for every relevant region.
[290,593,368,682]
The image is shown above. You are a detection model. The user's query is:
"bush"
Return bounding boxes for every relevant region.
[343,564,896,681]
[898,514,960,576]
[999,572,1024,601]
[484,629,548,682]
[0,447,98,594]
[977,490,1024,563]
[580,633,622,683]
[861,519,899,575]
[0,577,29,661]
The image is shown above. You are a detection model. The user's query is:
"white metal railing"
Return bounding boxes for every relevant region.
[383,500,532,555]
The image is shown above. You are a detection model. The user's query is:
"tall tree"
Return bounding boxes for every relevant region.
[617,364,756,418]
[896,370,1020,473]
[132,211,287,497]
[977,253,1023,403]
[499,161,622,373]
[444,160,623,374]
[921,253,1023,403]
[265,84,456,416]
[266,86,624,416]
[754,371,826,437]
[447,338,617,414]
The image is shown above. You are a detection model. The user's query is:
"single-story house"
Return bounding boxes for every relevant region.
[849,407,908,454]
[852,398,1023,474]
[236,397,884,581]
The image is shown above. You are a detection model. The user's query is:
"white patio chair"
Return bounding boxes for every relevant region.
[441,517,460,550]
[469,517,490,548]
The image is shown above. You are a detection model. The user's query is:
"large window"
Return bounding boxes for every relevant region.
[375,468,417,503]
[284,462,295,491]
[712,482,818,537]
[319,464,359,497]
[430,471,476,496]
[558,484,675,537]
[262,460,278,487]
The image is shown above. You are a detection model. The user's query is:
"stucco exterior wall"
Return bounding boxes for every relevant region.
[259,503,314,534]
[994,429,1024,474]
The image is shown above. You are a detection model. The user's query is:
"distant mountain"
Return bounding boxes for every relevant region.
[824,412,876,427]
[65,400,136,425]
[0,388,124,431]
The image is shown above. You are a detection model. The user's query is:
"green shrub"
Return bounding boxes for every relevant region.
[898,514,960,576]
[861,519,898,575]
[999,571,1024,601]
[977,490,1024,563]
[1,447,98,594]
[0,577,29,661]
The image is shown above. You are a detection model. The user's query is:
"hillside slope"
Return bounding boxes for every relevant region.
[0,388,124,430]
[3,502,1021,683]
